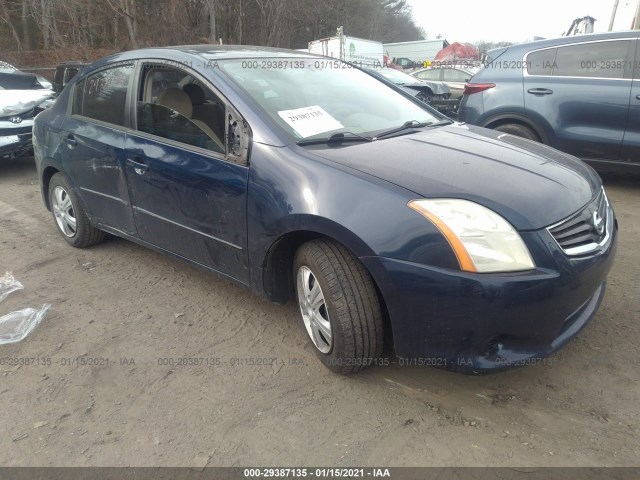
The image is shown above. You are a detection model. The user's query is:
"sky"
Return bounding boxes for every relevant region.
[406,0,638,44]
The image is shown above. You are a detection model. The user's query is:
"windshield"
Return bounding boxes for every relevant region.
[221,59,437,140]
[373,69,420,85]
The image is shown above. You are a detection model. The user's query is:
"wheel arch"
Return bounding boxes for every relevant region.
[482,113,549,144]
[260,225,392,344]
[41,164,61,211]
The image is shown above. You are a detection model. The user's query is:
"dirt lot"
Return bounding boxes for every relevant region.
[0,156,639,467]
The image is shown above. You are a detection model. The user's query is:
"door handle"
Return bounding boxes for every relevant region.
[636,94,640,100]
[126,157,149,175]
[64,135,77,147]
[527,88,553,96]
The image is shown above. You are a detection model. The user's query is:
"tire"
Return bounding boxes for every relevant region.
[48,173,105,248]
[293,239,384,374]
[493,123,540,142]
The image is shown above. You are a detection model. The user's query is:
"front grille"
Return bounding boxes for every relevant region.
[548,188,610,256]
[0,126,32,136]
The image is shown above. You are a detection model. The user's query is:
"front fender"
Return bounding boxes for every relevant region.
[246,142,460,297]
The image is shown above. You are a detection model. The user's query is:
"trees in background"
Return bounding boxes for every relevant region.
[0,0,424,58]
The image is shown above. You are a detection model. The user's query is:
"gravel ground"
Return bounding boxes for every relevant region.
[0,156,639,467]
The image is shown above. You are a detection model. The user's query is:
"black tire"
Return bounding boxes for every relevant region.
[293,239,384,374]
[493,123,540,142]
[48,173,105,248]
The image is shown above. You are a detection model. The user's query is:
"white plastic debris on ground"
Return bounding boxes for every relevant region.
[0,304,50,345]
[0,271,50,344]
[0,271,23,303]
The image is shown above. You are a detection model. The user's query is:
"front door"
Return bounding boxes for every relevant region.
[123,63,250,283]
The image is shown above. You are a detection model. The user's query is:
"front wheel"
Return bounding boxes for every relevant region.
[48,173,105,248]
[293,239,384,374]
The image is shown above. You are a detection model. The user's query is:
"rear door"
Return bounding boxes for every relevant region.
[123,62,251,283]
[60,63,136,234]
[524,39,634,160]
[622,38,640,165]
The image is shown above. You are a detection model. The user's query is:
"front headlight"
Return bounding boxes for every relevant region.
[408,199,535,273]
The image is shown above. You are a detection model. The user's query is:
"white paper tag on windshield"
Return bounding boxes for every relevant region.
[278,106,343,138]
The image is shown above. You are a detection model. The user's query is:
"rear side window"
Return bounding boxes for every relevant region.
[528,40,631,78]
[442,69,471,82]
[81,64,133,126]
[415,69,441,81]
[527,48,557,76]
[72,79,85,116]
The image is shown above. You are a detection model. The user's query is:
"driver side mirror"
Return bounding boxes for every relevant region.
[226,107,250,165]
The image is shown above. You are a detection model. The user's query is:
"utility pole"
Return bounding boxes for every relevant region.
[634,0,640,29]
[608,0,619,31]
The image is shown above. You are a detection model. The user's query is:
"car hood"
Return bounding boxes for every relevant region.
[403,80,450,95]
[306,124,600,230]
[0,89,54,117]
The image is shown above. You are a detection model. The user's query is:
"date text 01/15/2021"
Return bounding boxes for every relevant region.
[243,468,391,477]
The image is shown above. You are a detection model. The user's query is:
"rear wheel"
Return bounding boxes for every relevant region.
[293,239,384,374]
[49,173,105,248]
[493,123,540,142]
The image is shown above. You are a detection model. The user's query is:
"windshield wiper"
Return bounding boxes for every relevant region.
[297,131,374,146]
[374,119,454,140]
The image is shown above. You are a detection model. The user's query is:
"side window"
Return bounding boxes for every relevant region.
[65,68,79,84]
[416,69,441,81]
[553,40,630,79]
[442,69,471,82]
[82,64,133,126]
[527,48,557,76]
[135,65,228,156]
[72,79,85,116]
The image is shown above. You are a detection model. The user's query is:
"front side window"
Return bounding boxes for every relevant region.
[81,64,133,126]
[220,59,438,140]
[554,40,630,79]
[135,65,226,155]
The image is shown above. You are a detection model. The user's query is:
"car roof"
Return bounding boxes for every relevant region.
[491,30,639,55]
[130,45,316,60]
[80,45,321,76]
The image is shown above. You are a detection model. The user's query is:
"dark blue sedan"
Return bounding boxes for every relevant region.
[33,46,617,374]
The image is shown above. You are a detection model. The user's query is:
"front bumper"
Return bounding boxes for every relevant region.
[362,213,618,373]
[1,120,34,159]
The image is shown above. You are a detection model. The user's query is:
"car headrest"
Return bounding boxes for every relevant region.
[183,83,206,105]
[156,87,193,118]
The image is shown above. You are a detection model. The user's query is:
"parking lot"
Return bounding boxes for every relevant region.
[1,156,639,467]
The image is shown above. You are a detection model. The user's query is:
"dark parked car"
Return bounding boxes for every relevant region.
[33,46,617,374]
[458,31,639,171]
[364,67,457,116]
